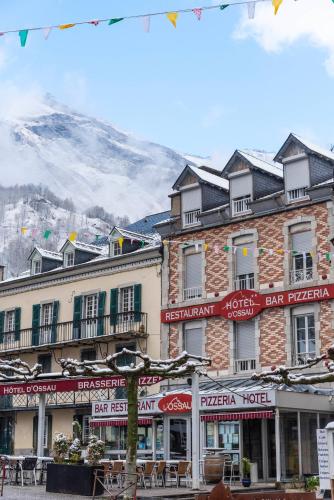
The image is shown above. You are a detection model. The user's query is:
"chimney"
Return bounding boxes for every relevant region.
[0,266,5,282]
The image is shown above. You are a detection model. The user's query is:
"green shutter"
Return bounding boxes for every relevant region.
[0,312,4,344]
[97,291,106,336]
[134,284,142,322]
[73,296,82,339]
[32,304,41,346]
[110,288,119,327]
[14,308,21,342]
[51,301,59,344]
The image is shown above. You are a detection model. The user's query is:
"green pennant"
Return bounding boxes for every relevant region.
[223,245,230,252]
[19,30,28,47]
[43,229,52,240]
[326,252,331,262]
[220,4,229,10]
[259,248,265,256]
[108,18,124,25]
[95,234,100,241]
[140,240,145,248]
[292,250,298,256]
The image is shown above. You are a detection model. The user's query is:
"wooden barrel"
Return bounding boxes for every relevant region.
[203,456,224,483]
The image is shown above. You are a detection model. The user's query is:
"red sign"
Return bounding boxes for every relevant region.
[161,284,334,323]
[158,393,192,413]
[0,375,161,396]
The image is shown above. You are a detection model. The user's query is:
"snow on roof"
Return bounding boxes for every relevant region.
[252,190,284,202]
[111,227,160,244]
[35,247,63,261]
[189,165,229,190]
[311,178,334,188]
[292,133,334,162]
[66,240,106,255]
[238,150,283,178]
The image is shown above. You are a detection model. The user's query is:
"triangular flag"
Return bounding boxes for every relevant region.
[108,18,124,26]
[69,231,77,242]
[43,27,52,40]
[259,248,265,256]
[140,240,145,248]
[89,20,99,26]
[203,243,208,251]
[59,24,76,30]
[326,252,331,262]
[21,227,27,235]
[272,0,283,15]
[242,247,248,257]
[166,12,178,28]
[162,240,168,246]
[247,2,256,19]
[192,8,202,21]
[43,229,52,240]
[95,234,100,242]
[19,30,28,47]
[118,237,124,248]
[220,5,229,11]
[143,16,150,33]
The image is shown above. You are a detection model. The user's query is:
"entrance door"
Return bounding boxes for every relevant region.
[82,294,98,338]
[0,417,13,454]
[169,418,189,460]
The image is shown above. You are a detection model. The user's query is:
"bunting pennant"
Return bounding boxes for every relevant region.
[43,27,52,40]
[203,243,208,251]
[140,240,145,248]
[192,8,203,21]
[43,229,52,240]
[143,16,150,33]
[19,30,28,47]
[21,227,27,235]
[118,237,124,248]
[59,23,76,30]
[69,231,78,242]
[247,2,256,19]
[108,18,124,26]
[220,5,229,10]
[166,12,178,28]
[272,0,283,15]
[242,247,248,257]
[89,20,99,26]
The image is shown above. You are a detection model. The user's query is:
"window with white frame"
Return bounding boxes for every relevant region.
[234,320,256,372]
[285,157,310,203]
[292,311,316,365]
[32,258,41,275]
[234,241,255,290]
[120,286,134,322]
[232,195,252,216]
[40,303,53,344]
[4,310,15,345]
[64,251,75,267]
[181,187,201,228]
[290,227,313,284]
[183,247,202,301]
[183,321,203,357]
[112,241,122,257]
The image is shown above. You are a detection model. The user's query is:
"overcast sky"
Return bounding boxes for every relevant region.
[0,0,333,163]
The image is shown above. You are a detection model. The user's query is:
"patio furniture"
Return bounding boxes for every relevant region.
[223,457,240,486]
[166,460,191,487]
[109,460,123,488]
[153,460,166,487]
[18,457,37,486]
[137,461,156,488]
[103,461,112,487]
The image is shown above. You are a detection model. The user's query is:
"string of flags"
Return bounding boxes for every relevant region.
[0,0,297,48]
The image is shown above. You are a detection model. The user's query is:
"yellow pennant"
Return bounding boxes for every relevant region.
[21,227,27,235]
[203,243,208,251]
[277,248,284,255]
[162,240,169,246]
[166,12,178,28]
[242,247,248,257]
[272,0,283,15]
[118,237,124,248]
[59,23,76,30]
[69,231,77,242]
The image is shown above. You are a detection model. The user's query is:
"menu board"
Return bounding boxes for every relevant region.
[317,429,330,490]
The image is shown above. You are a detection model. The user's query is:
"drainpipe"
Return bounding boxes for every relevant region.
[37,394,46,457]
[191,371,200,490]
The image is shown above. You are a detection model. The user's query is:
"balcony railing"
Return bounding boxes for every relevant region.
[183,286,203,301]
[234,274,255,290]
[183,209,201,228]
[287,187,307,202]
[290,268,313,284]
[232,196,251,216]
[292,352,316,366]
[0,312,148,353]
[235,359,256,372]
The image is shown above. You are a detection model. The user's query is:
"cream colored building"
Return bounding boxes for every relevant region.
[0,214,166,456]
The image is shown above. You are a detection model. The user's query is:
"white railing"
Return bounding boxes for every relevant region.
[183,286,203,301]
[235,359,256,372]
[292,352,316,366]
[232,196,251,216]
[287,187,307,202]
[234,274,255,290]
[290,267,313,284]
[183,209,201,227]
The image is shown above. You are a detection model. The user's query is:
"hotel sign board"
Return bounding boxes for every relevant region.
[161,284,334,323]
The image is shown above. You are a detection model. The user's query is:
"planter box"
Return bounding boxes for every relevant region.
[46,463,104,496]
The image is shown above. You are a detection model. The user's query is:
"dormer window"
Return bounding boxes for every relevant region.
[32,259,41,275]
[232,195,252,216]
[284,156,310,203]
[287,187,307,202]
[64,251,74,268]
[181,187,201,229]
[111,241,122,257]
[183,209,200,227]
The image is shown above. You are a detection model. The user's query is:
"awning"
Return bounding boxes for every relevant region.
[90,417,153,427]
[201,410,273,422]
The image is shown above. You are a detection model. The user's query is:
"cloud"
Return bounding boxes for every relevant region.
[202,106,225,129]
[234,0,334,76]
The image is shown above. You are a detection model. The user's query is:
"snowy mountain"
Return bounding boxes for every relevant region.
[0,95,193,220]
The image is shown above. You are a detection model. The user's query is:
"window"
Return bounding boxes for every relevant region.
[181,187,201,228]
[183,209,200,228]
[81,349,96,362]
[32,259,41,275]
[82,294,98,338]
[287,187,307,202]
[82,416,91,444]
[183,322,203,356]
[232,195,252,216]
[4,310,15,345]
[293,312,315,365]
[64,251,74,267]
[38,354,52,373]
[112,241,122,257]
[290,229,313,283]
[234,242,255,290]
[183,248,202,301]
[284,157,310,203]
[83,294,98,319]
[234,320,256,372]
[40,303,53,344]
[120,286,134,314]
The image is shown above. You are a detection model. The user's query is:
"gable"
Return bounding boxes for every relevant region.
[179,172,198,188]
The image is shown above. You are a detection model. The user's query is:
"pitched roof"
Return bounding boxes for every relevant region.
[222,149,283,179]
[110,227,159,245]
[274,133,334,163]
[125,211,171,235]
[173,164,229,191]
[60,239,105,255]
[28,246,63,262]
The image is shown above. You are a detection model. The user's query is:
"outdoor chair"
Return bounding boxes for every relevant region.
[223,457,240,486]
[109,460,123,488]
[166,460,191,487]
[137,461,156,488]
[153,460,166,487]
[18,457,37,486]
[103,461,112,487]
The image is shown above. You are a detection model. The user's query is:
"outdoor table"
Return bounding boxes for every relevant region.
[4,456,25,485]
[37,457,54,485]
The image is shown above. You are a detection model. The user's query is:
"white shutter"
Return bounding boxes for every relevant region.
[230,174,252,199]
[235,244,255,275]
[184,323,202,356]
[285,159,310,190]
[292,231,312,253]
[236,321,255,359]
[182,188,201,212]
[185,253,202,289]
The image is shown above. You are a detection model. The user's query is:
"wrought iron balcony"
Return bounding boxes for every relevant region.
[290,267,313,284]
[292,352,316,366]
[0,312,148,353]
[234,273,255,291]
[235,359,256,372]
